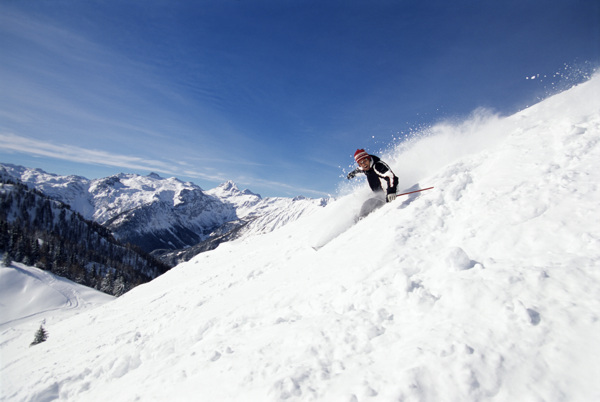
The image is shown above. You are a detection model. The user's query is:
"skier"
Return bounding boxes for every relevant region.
[347,149,399,202]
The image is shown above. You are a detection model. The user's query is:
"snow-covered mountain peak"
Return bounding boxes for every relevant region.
[147,172,162,180]
[86,172,205,220]
[204,181,263,213]
[1,163,90,189]
[209,180,261,199]
[220,180,238,191]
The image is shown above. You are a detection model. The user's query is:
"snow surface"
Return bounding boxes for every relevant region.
[0,263,113,329]
[2,73,600,401]
[0,261,114,383]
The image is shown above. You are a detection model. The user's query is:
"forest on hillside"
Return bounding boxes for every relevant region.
[0,177,170,296]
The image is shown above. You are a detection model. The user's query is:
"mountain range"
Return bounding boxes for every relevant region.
[0,164,330,264]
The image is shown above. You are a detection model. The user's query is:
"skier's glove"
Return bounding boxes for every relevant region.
[387,193,397,202]
[347,171,356,179]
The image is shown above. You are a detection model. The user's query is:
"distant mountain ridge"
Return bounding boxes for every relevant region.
[0,164,330,263]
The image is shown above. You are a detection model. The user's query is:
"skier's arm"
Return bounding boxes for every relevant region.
[346,168,363,179]
[373,162,398,195]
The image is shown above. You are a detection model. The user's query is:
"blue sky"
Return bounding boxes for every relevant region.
[1,0,598,197]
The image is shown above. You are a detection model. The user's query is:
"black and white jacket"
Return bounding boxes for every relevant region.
[348,155,398,197]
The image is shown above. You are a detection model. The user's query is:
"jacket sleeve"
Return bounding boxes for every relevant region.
[373,161,398,194]
[347,168,364,179]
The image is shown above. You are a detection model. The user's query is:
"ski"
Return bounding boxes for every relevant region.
[312,187,434,251]
[397,186,434,197]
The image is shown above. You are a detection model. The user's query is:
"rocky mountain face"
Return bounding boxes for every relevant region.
[1,164,330,264]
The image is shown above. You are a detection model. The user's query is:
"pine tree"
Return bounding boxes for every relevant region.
[100,271,114,294]
[1,252,12,267]
[30,324,48,346]
[113,275,126,297]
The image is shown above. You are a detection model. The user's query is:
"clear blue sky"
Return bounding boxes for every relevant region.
[1,0,598,197]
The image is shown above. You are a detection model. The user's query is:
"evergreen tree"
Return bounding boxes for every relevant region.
[100,272,114,294]
[113,275,126,297]
[1,252,12,267]
[30,325,48,346]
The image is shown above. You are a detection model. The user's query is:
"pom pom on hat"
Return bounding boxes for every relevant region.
[354,149,370,163]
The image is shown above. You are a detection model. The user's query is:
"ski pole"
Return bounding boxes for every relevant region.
[397,186,434,197]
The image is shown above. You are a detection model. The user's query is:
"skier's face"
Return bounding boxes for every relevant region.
[358,157,371,170]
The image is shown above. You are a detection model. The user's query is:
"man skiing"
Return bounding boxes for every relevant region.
[347,149,399,203]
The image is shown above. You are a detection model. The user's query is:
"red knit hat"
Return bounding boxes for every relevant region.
[354,149,370,163]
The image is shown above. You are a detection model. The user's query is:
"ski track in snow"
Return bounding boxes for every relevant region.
[2,74,600,401]
[0,265,112,329]
[1,267,78,327]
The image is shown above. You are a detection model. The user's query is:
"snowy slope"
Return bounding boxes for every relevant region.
[0,261,114,330]
[0,260,114,374]
[2,74,600,401]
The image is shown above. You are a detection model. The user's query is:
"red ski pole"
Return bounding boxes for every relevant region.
[397,186,434,197]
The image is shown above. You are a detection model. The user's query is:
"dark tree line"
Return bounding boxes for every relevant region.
[0,178,170,296]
